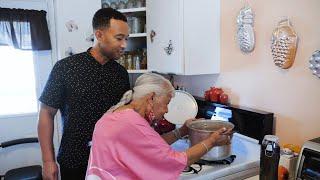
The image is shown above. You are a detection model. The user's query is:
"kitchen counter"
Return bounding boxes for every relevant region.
[245,175,259,180]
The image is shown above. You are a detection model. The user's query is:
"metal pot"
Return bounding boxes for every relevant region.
[187,120,234,161]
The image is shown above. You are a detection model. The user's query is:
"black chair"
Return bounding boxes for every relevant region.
[0,138,42,180]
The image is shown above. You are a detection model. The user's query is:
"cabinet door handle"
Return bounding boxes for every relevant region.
[150,30,156,43]
[164,40,174,55]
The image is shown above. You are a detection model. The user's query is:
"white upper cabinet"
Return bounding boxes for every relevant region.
[146,0,220,75]
[146,0,184,74]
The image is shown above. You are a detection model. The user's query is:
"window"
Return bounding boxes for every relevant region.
[0,46,38,116]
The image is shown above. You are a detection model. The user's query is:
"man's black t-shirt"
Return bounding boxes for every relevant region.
[39,48,130,168]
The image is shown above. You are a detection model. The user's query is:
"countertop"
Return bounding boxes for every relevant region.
[245,175,259,180]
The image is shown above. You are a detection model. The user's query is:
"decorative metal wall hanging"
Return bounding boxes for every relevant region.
[237,5,255,53]
[65,20,78,32]
[164,40,173,55]
[271,18,298,69]
[309,50,320,78]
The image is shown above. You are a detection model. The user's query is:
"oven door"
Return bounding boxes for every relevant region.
[296,148,320,180]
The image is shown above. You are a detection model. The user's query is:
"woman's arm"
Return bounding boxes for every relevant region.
[161,119,193,144]
[161,128,185,144]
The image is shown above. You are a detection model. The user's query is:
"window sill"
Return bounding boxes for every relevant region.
[0,112,38,119]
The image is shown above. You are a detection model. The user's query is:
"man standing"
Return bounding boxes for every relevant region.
[38,8,130,180]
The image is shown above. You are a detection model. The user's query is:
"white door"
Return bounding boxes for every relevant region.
[146,0,184,74]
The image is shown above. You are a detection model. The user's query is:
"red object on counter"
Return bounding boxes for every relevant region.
[204,87,230,104]
[278,165,289,180]
[210,87,223,102]
[207,87,217,102]
[219,93,229,104]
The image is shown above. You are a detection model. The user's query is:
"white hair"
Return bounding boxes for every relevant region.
[107,73,175,112]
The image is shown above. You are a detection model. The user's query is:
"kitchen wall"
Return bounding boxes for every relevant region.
[175,0,320,146]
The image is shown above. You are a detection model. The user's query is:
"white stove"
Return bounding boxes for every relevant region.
[171,133,261,180]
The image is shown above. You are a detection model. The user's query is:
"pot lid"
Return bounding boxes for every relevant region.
[164,90,198,125]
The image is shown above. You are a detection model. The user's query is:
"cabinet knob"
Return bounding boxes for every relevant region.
[164,40,174,55]
[150,30,156,43]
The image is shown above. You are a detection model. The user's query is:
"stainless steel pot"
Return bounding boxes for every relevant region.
[187,120,234,161]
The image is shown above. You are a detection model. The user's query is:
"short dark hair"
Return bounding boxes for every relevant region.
[92,8,127,30]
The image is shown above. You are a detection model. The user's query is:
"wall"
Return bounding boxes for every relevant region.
[175,0,320,146]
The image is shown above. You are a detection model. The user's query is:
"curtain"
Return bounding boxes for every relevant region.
[0,8,51,50]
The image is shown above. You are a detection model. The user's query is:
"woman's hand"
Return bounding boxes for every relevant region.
[209,127,233,146]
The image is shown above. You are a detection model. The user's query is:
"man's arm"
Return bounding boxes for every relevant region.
[38,103,58,180]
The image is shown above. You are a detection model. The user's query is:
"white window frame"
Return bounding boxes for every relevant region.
[0,0,59,116]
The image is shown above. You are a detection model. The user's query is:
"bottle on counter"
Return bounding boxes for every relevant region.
[133,49,143,70]
[260,135,281,180]
[133,54,141,70]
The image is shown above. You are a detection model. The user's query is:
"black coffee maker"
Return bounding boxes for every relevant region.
[260,135,280,180]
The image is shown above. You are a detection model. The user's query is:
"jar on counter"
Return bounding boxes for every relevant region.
[118,54,126,68]
[118,0,126,9]
[135,0,145,8]
[131,17,145,33]
[101,0,110,8]
[127,17,133,34]
[126,53,133,70]
[140,48,147,69]
[102,2,110,8]
[126,0,135,9]
[110,1,118,9]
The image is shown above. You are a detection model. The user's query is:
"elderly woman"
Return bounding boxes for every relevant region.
[86,73,232,180]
